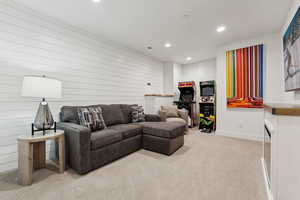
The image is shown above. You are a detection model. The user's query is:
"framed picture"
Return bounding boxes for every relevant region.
[283,7,300,91]
[226,44,264,108]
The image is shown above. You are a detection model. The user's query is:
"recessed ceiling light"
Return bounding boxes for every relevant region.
[92,0,101,3]
[186,57,192,61]
[164,43,172,48]
[216,25,226,33]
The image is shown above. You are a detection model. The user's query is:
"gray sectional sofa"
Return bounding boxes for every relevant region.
[55,104,185,174]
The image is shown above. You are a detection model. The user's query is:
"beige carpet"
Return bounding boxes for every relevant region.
[0,131,267,200]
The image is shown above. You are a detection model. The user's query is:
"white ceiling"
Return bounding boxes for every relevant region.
[15,0,292,64]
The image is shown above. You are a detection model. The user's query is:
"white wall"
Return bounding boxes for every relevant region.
[173,63,182,98]
[215,0,300,141]
[216,34,282,141]
[182,58,216,84]
[0,1,164,172]
[181,58,216,119]
[163,62,174,94]
[163,62,182,97]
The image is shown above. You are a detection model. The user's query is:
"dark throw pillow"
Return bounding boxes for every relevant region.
[77,106,107,131]
[61,106,81,124]
[119,104,138,124]
[131,105,145,123]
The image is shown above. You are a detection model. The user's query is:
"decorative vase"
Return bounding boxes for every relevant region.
[33,99,54,130]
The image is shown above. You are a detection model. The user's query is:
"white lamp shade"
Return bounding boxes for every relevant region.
[21,76,62,99]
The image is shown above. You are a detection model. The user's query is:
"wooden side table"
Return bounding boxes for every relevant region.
[18,130,65,186]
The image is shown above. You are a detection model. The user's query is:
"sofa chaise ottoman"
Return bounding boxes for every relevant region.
[142,122,185,155]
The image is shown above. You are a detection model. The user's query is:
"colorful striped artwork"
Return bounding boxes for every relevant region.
[226,44,264,108]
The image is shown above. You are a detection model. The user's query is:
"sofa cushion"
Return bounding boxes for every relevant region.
[99,104,125,126]
[109,124,142,139]
[131,122,155,127]
[90,129,122,150]
[77,106,107,131]
[131,105,145,123]
[167,118,188,131]
[166,117,186,124]
[145,114,162,122]
[143,122,185,139]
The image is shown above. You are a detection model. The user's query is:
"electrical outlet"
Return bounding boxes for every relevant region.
[238,123,243,129]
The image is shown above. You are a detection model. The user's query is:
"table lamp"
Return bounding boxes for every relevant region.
[21,75,62,135]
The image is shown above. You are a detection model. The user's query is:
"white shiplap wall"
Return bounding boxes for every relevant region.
[0,1,164,172]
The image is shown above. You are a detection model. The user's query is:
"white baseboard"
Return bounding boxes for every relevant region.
[261,158,274,200]
[215,130,264,141]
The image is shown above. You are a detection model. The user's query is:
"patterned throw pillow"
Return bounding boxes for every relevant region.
[131,105,145,123]
[78,106,107,131]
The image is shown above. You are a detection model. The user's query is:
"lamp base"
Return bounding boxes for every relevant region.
[34,99,54,129]
[31,122,57,136]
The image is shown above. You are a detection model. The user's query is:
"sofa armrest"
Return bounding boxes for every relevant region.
[57,122,92,174]
[145,114,162,122]
[178,109,189,123]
